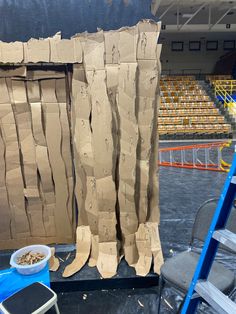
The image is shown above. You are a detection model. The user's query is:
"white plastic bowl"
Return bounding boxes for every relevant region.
[10,245,51,275]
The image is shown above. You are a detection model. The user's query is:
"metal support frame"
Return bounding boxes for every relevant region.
[157,1,174,19]
[209,7,232,30]
[177,1,180,30]
[208,4,211,30]
[178,3,207,30]
[158,1,235,32]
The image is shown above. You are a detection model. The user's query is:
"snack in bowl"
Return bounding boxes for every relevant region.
[17,251,46,265]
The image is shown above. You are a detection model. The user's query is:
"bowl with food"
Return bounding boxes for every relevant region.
[10,245,51,275]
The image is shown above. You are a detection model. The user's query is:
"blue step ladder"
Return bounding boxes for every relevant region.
[181,148,236,314]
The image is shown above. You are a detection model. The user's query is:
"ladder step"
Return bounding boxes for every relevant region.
[213,229,236,252]
[195,280,236,314]
[231,176,236,184]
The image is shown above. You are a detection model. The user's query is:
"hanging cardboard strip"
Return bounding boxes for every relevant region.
[65,64,96,273]
[134,21,163,276]
[0,130,11,240]
[0,78,30,239]
[27,79,57,237]
[63,225,91,277]
[84,32,118,278]
[10,79,45,237]
[56,78,74,228]
[117,25,139,266]
[40,79,72,241]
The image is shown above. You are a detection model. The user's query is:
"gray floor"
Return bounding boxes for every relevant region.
[54,141,235,313]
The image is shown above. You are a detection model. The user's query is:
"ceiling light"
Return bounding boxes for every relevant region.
[182,13,194,18]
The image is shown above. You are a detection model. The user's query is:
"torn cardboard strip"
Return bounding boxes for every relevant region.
[117,26,139,267]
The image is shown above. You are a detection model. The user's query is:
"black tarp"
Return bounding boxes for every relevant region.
[0,0,156,42]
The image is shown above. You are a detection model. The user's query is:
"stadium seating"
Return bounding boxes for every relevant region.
[158,75,232,138]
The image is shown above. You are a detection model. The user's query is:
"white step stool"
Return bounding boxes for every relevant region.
[0,282,60,314]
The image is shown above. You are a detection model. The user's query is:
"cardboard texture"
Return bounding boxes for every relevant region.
[49,247,60,272]
[0,69,74,249]
[0,20,163,278]
[0,42,24,63]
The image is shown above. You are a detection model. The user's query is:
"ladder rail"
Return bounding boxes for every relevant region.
[159,141,231,172]
[181,150,236,313]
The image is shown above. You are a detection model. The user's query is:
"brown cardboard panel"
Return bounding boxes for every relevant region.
[0,78,11,103]
[118,26,138,63]
[104,31,119,64]
[0,42,24,63]
[72,64,98,235]
[59,102,74,226]
[72,38,83,63]
[137,20,161,60]
[88,234,99,267]
[36,146,57,237]
[137,60,158,98]
[26,80,41,102]
[147,95,160,224]
[105,65,119,174]
[84,32,105,71]
[11,79,46,237]
[63,226,91,277]
[30,102,47,146]
[49,247,60,271]
[117,56,139,266]
[27,70,65,80]
[41,79,72,240]
[133,22,162,275]
[24,39,50,63]
[40,79,58,103]
[0,132,11,240]
[84,33,118,277]
[50,38,82,63]
[0,66,26,78]
[136,160,149,223]
[147,222,163,274]
[74,154,88,227]
[86,70,115,178]
[134,224,152,276]
[0,99,30,239]
[27,79,57,237]
[56,77,74,226]
[97,242,118,278]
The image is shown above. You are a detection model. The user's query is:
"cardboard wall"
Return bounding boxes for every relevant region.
[0,20,163,278]
[0,67,74,248]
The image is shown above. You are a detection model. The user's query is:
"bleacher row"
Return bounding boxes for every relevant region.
[158,75,232,138]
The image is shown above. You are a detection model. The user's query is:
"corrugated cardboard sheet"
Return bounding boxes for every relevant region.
[0,67,74,248]
[0,20,163,278]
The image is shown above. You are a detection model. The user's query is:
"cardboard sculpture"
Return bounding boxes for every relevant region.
[0,20,163,278]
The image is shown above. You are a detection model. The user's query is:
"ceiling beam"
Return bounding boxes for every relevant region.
[208,4,211,30]
[209,7,232,30]
[158,1,175,20]
[177,1,180,30]
[179,2,207,30]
